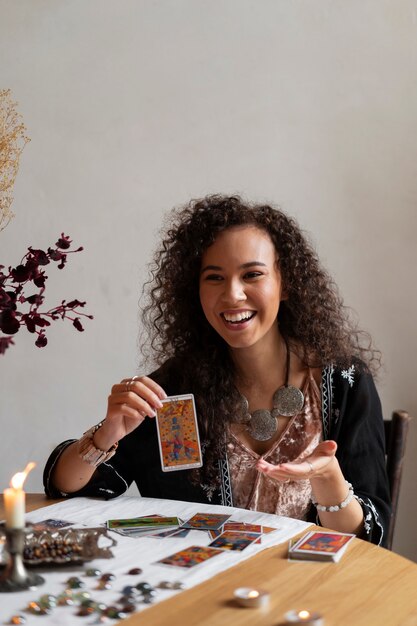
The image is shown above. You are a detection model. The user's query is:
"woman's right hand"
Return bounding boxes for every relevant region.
[94,376,167,449]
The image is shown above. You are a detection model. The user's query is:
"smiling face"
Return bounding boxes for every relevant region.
[199,225,285,353]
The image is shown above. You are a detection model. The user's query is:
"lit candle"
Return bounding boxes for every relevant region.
[233,587,270,608]
[285,609,324,625]
[4,462,36,529]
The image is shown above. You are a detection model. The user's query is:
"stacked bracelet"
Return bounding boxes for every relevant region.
[78,421,118,467]
[312,481,355,512]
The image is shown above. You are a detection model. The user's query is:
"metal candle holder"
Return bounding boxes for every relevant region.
[0,526,45,592]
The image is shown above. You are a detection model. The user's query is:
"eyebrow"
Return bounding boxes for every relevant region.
[200,261,267,274]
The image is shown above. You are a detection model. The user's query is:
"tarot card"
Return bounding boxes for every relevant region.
[208,529,224,540]
[208,530,261,551]
[107,515,180,530]
[157,545,222,568]
[151,527,191,538]
[208,527,261,544]
[29,519,74,530]
[155,394,203,472]
[183,512,231,530]
[288,531,355,562]
[262,526,278,534]
[224,522,263,533]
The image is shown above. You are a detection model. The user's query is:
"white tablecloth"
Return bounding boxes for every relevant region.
[1,496,311,624]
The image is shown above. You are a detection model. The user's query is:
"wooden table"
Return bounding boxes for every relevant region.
[4,495,417,626]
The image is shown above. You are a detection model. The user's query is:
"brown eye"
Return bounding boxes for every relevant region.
[204,274,223,281]
[244,272,263,279]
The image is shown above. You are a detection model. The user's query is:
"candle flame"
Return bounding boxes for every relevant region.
[10,462,36,489]
[298,610,311,620]
[247,590,260,598]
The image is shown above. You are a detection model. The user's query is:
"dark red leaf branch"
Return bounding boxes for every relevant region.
[0,234,93,354]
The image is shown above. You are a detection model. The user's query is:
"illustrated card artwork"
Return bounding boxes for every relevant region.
[223,522,263,533]
[107,515,180,530]
[288,531,355,562]
[292,531,354,555]
[183,512,231,530]
[156,394,203,471]
[157,545,222,568]
[208,531,261,551]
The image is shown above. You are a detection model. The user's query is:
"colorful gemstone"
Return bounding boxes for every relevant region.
[77,606,96,616]
[74,591,91,604]
[57,593,75,607]
[120,602,136,613]
[96,580,112,590]
[85,568,101,577]
[171,581,185,590]
[38,594,57,609]
[9,616,27,625]
[80,598,96,608]
[27,602,41,615]
[142,595,154,605]
[136,582,153,593]
[104,606,127,619]
[158,580,184,589]
[122,585,136,596]
[67,576,84,589]
[27,602,51,616]
[127,567,142,575]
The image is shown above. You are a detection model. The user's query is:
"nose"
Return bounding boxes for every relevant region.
[223,277,247,304]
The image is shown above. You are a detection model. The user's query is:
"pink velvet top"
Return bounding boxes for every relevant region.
[227,372,322,519]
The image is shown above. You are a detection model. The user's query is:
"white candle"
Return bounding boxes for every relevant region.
[233,587,270,608]
[285,609,324,625]
[4,462,36,529]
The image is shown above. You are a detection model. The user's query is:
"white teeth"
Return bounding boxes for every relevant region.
[223,311,254,323]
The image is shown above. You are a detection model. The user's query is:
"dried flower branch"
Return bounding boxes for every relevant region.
[0,234,93,355]
[0,89,30,232]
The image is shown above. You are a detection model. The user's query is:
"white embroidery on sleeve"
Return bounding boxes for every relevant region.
[341,365,355,387]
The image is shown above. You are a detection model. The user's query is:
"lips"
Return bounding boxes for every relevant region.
[221,310,256,324]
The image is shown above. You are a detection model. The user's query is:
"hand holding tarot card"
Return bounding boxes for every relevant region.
[155,394,202,472]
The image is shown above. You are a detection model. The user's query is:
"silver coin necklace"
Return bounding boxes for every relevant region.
[236,340,305,442]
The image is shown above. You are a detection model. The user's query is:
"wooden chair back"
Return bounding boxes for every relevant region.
[384,410,412,550]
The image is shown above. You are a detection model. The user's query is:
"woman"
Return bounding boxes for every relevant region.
[44,195,390,546]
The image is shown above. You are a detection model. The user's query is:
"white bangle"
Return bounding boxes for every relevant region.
[77,421,118,467]
[312,481,355,512]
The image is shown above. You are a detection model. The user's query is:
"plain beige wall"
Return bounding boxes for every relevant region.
[0,0,416,559]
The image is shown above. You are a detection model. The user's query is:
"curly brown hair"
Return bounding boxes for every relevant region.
[141,194,379,481]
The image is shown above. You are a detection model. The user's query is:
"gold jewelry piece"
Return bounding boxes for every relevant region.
[77,421,118,467]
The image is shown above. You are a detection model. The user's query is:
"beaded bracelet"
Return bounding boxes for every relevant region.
[78,421,118,467]
[311,481,355,512]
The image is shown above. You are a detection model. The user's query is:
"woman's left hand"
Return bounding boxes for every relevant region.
[256,440,338,482]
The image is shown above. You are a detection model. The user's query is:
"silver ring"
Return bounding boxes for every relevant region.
[125,378,134,392]
[306,460,314,474]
